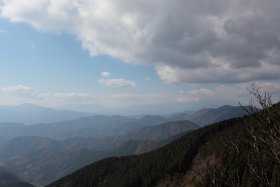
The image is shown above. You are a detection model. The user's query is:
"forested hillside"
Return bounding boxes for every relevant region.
[174,105,248,126]
[47,97,280,187]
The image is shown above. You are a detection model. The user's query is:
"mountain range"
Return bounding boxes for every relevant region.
[174,105,248,126]
[0,114,169,140]
[0,104,90,125]
[0,103,247,127]
[47,103,280,187]
[56,102,197,115]
[0,104,252,186]
[0,120,199,186]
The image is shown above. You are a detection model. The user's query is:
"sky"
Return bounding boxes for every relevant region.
[0,0,280,113]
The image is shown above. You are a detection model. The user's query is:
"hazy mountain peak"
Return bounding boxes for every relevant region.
[186,105,248,126]
[0,104,91,125]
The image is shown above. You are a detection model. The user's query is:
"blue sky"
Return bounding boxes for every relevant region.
[0,17,193,110]
[0,18,155,92]
[0,0,280,114]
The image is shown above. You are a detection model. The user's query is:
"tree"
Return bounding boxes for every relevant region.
[200,83,280,186]
[239,83,280,186]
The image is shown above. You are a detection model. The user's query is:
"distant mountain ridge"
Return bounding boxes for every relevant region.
[175,105,248,126]
[0,104,91,125]
[0,114,170,140]
[0,104,248,126]
[56,101,196,115]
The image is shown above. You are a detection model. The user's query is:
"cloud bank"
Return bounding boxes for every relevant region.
[1,0,280,83]
[0,85,39,98]
[0,85,93,106]
[0,82,279,108]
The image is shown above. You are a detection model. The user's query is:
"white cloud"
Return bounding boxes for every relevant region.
[104,81,280,107]
[0,85,95,106]
[100,71,111,78]
[0,82,279,109]
[217,82,280,97]
[0,85,93,100]
[98,78,136,88]
[38,92,94,106]
[0,85,39,98]
[177,89,216,102]
[156,81,280,106]
[110,93,171,105]
[2,0,280,83]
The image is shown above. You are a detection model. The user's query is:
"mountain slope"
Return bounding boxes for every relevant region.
[47,103,280,187]
[0,136,134,186]
[180,105,248,126]
[46,118,237,187]
[126,120,199,141]
[0,120,196,186]
[0,167,34,187]
[91,120,199,151]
